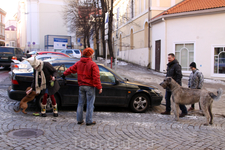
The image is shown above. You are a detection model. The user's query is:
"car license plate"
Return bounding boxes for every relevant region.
[0,57,8,60]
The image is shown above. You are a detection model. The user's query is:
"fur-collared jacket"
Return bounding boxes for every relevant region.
[188,69,204,89]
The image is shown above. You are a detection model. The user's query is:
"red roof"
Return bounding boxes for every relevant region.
[152,0,225,20]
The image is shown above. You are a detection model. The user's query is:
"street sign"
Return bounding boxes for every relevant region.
[54,38,68,49]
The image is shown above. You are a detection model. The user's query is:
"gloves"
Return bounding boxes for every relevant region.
[61,74,65,79]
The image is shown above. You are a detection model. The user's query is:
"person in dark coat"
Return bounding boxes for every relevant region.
[26,56,60,117]
[161,53,188,117]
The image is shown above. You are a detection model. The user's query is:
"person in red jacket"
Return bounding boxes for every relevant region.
[62,48,102,126]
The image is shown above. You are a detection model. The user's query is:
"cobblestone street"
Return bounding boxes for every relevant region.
[0,62,225,149]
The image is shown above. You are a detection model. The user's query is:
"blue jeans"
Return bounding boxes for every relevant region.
[165,90,187,114]
[77,86,96,124]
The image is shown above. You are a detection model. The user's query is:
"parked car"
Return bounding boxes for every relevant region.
[61,49,82,58]
[11,54,71,70]
[0,47,26,69]
[28,51,70,58]
[26,51,37,58]
[8,59,163,113]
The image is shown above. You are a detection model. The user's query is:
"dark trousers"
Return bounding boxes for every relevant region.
[165,90,187,114]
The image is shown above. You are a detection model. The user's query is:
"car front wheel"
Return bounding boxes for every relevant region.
[130,93,150,113]
[36,94,60,112]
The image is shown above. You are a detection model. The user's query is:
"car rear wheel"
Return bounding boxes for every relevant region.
[130,93,150,113]
[36,94,60,112]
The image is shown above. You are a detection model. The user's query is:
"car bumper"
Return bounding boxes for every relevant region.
[7,86,26,101]
[151,95,163,106]
[0,62,11,67]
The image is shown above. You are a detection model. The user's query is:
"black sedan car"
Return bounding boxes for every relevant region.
[8,59,163,113]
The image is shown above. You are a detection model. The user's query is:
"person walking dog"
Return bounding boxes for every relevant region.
[188,62,204,111]
[26,56,60,117]
[161,53,188,117]
[62,48,102,126]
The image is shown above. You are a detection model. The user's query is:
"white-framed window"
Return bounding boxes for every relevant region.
[10,41,15,47]
[2,16,5,24]
[214,47,225,74]
[175,43,194,71]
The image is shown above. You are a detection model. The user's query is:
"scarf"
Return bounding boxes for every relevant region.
[26,56,46,94]
[35,61,46,94]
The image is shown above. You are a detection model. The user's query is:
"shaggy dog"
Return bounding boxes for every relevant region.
[160,77,223,126]
[14,87,39,114]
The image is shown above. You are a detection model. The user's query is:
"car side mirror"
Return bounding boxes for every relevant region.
[114,79,119,85]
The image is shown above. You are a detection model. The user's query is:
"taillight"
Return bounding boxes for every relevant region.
[12,64,19,68]
[11,79,19,85]
[12,56,17,60]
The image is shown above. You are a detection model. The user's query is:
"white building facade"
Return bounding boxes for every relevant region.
[150,7,225,80]
[16,0,71,51]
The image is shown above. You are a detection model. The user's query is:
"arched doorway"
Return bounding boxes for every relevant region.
[144,22,148,47]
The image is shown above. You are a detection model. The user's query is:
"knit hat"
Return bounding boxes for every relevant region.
[82,48,94,57]
[189,62,196,68]
[26,56,42,68]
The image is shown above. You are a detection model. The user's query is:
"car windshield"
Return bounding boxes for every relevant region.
[98,65,126,81]
[0,48,14,54]
[73,50,80,54]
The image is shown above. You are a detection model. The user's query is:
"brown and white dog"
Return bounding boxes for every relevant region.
[160,77,223,126]
[14,87,39,114]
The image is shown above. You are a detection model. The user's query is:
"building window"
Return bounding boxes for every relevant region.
[10,41,15,47]
[175,43,194,71]
[131,0,134,19]
[214,47,225,74]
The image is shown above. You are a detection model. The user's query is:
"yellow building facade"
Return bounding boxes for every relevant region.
[112,0,182,66]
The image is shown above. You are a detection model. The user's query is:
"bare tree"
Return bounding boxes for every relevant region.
[63,0,95,48]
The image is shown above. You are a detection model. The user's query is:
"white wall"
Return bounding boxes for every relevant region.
[165,13,225,79]
[26,0,39,50]
[118,47,149,66]
[38,0,67,50]
[151,21,166,72]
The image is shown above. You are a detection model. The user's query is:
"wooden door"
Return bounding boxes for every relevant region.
[155,40,161,71]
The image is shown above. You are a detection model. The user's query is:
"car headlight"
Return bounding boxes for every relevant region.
[152,89,161,94]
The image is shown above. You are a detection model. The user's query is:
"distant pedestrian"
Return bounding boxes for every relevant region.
[188,62,204,111]
[161,53,188,117]
[62,47,102,126]
[26,56,60,117]
[26,50,29,54]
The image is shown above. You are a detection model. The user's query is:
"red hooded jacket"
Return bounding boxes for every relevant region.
[63,57,102,90]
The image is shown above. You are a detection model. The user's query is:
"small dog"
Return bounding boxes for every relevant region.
[160,77,223,126]
[14,87,39,114]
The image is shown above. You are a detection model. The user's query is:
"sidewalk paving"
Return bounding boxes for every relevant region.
[97,59,225,117]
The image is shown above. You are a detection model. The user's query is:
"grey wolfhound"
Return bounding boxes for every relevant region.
[160,77,223,126]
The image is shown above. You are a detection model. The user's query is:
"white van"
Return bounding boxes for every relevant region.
[61,49,82,58]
